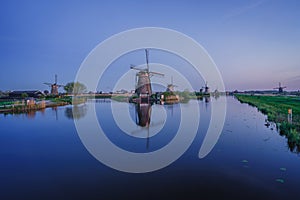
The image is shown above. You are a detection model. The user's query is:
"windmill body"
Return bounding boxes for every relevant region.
[135,71,152,96]
[274,82,286,93]
[44,75,64,95]
[166,84,174,92]
[130,49,164,103]
[166,76,177,92]
[202,81,210,95]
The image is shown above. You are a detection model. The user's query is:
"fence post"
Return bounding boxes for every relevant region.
[288,109,292,124]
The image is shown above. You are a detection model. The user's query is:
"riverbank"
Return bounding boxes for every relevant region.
[235,94,300,152]
[0,100,68,114]
[0,96,86,114]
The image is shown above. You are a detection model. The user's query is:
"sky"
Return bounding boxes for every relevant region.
[0,0,299,92]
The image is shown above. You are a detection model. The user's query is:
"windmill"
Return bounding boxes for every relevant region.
[44,74,64,95]
[202,81,210,95]
[274,82,286,93]
[166,76,178,92]
[130,49,164,103]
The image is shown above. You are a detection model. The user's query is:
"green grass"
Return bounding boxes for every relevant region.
[111,95,129,102]
[235,94,300,152]
[46,96,73,104]
[0,101,14,107]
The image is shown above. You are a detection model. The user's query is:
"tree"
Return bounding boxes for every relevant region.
[64,82,87,95]
[44,90,49,95]
[21,93,28,98]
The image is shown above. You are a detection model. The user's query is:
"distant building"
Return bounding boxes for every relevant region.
[115,89,129,94]
[9,90,44,98]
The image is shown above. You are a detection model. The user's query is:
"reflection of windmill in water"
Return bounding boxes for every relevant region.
[64,105,88,120]
[135,104,152,128]
[130,49,164,103]
[274,82,286,93]
[44,74,64,95]
[52,107,58,121]
[132,104,164,149]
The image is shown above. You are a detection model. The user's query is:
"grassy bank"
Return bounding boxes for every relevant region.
[0,96,78,114]
[235,94,300,152]
[46,96,72,104]
[111,95,129,102]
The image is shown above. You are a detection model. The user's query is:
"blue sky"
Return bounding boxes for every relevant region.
[0,0,299,92]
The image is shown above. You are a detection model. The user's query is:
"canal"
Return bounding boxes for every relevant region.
[0,96,299,199]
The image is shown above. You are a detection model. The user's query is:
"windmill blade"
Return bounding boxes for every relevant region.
[55,74,58,84]
[145,49,149,72]
[56,84,65,87]
[44,82,52,86]
[130,64,137,69]
[167,84,178,88]
[55,107,58,121]
[149,71,164,76]
[130,64,146,71]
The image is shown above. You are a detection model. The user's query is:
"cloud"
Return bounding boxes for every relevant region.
[285,75,300,82]
[222,0,267,21]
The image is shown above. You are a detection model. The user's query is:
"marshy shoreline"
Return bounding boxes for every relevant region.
[235,94,300,152]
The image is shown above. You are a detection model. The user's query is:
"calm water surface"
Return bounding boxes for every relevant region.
[0,96,299,199]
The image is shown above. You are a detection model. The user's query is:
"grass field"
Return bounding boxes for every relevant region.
[235,94,300,152]
[0,101,14,107]
[0,96,73,112]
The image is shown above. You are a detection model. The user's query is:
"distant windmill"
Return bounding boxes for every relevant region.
[166,76,178,92]
[130,49,164,102]
[202,81,210,95]
[44,74,64,95]
[274,82,286,93]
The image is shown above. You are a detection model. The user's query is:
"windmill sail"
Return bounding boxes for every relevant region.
[274,82,286,93]
[43,74,64,95]
[130,49,164,103]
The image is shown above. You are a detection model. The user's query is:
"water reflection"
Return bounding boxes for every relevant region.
[240,100,300,154]
[65,105,88,119]
[212,92,220,100]
[196,96,211,103]
[26,110,36,119]
[279,129,300,153]
[134,103,152,149]
[1,96,300,199]
[196,96,211,111]
[3,108,47,119]
[205,96,210,103]
[131,103,167,149]
[135,103,151,127]
[275,122,300,153]
[94,98,111,103]
[51,107,58,120]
